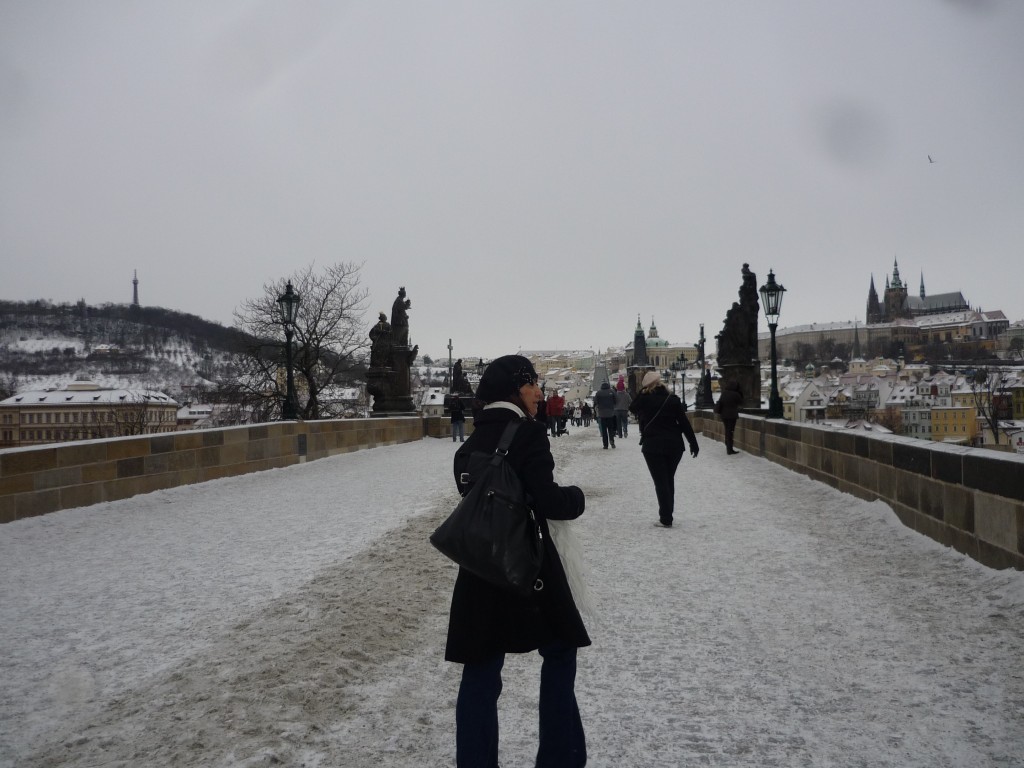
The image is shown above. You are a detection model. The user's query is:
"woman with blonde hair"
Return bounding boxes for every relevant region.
[628,370,699,527]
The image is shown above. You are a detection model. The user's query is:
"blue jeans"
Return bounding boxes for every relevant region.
[456,645,586,767]
[452,420,465,441]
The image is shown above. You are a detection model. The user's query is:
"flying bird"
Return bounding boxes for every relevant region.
[928,155,935,163]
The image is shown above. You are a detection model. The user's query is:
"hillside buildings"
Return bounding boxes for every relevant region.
[0,379,177,448]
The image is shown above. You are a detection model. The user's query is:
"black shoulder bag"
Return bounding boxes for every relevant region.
[430,421,544,596]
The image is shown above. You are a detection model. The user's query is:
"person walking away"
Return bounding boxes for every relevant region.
[714,379,744,455]
[613,379,632,438]
[581,402,592,427]
[449,395,466,442]
[445,355,590,767]
[629,370,699,527]
[546,390,565,438]
[593,381,617,449]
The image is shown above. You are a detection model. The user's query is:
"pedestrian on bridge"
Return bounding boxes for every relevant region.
[445,354,590,768]
[629,370,699,527]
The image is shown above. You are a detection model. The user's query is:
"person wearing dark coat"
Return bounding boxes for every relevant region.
[628,370,699,527]
[592,381,617,448]
[446,354,589,768]
[449,395,466,442]
[713,379,744,455]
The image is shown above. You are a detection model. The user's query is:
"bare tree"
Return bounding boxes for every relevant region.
[872,406,903,434]
[970,367,1010,445]
[232,262,370,420]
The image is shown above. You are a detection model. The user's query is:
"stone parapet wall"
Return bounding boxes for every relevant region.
[422,416,475,440]
[692,410,1024,570]
[0,417,424,524]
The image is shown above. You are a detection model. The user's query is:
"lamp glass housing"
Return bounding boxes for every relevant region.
[759,269,786,325]
[277,281,301,326]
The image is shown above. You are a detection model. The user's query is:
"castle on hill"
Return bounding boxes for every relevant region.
[866,259,969,324]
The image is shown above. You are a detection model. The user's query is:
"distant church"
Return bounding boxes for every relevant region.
[865,259,969,325]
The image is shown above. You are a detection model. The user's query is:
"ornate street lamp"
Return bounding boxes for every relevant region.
[759,269,786,418]
[276,281,301,420]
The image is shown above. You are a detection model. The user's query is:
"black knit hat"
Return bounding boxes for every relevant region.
[475,355,538,404]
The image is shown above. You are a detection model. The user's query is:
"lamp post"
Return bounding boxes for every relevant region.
[694,323,712,409]
[276,281,301,420]
[759,269,786,418]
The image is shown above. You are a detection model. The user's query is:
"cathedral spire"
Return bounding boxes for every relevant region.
[891,258,902,289]
[919,272,926,299]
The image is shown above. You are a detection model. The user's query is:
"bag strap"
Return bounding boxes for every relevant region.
[643,395,670,431]
[490,420,521,466]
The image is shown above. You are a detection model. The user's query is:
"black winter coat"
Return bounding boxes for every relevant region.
[445,406,590,664]
[629,387,698,455]
[714,382,743,420]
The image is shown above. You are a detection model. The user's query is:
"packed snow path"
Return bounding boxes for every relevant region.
[2,425,1023,768]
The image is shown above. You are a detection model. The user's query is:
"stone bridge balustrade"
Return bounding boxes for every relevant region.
[693,409,1024,571]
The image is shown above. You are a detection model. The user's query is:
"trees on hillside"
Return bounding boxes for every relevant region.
[232,262,370,420]
[970,367,1012,444]
[1010,337,1024,360]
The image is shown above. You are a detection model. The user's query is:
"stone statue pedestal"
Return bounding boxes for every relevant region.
[367,345,417,415]
[717,363,760,411]
[627,366,654,396]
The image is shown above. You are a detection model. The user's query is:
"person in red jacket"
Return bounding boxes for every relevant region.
[546,390,565,438]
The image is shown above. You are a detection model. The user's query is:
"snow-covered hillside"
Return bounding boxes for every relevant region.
[0,306,243,401]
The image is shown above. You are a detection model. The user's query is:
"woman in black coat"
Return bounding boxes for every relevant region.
[628,370,699,527]
[446,355,589,768]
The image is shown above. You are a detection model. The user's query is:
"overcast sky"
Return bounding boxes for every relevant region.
[2,1,1022,361]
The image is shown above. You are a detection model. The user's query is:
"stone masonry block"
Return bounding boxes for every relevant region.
[942,484,974,532]
[173,432,205,451]
[918,478,945,521]
[150,434,176,454]
[893,442,930,477]
[867,438,893,465]
[81,461,118,484]
[59,483,103,511]
[15,488,60,518]
[116,456,146,479]
[973,492,1021,554]
[964,453,1024,503]
[914,512,950,546]
[876,465,896,503]
[202,430,225,447]
[105,439,150,461]
[895,469,921,509]
[931,450,964,486]
[143,453,171,475]
[55,443,105,468]
[33,466,82,491]
[2,448,58,477]
[0,496,15,523]
[0,473,34,496]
